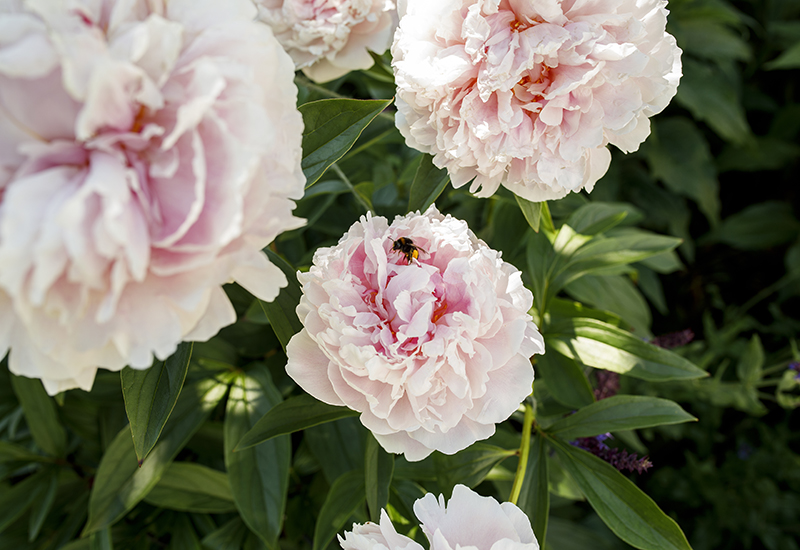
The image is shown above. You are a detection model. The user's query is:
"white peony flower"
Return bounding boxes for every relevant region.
[0,0,305,394]
[340,484,540,550]
[392,0,682,201]
[286,206,544,461]
[255,0,397,83]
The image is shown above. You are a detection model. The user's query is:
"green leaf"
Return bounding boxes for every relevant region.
[168,515,202,550]
[259,250,304,353]
[535,350,595,409]
[83,376,228,535]
[547,318,707,382]
[674,60,751,146]
[644,117,720,226]
[0,441,50,464]
[225,370,290,549]
[549,438,693,550]
[565,274,651,337]
[566,202,642,235]
[121,342,192,464]
[89,528,113,550]
[10,375,67,457]
[765,40,800,69]
[434,444,516,496]
[28,468,58,541]
[365,434,394,522]
[313,470,365,550]
[305,417,366,484]
[201,518,249,550]
[0,471,45,532]
[671,19,751,63]
[703,201,800,250]
[236,393,358,451]
[143,462,236,513]
[546,396,696,440]
[552,230,681,299]
[301,98,393,187]
[736,335,764,385]
[518,434,549,547]
[408,153,450,213]
[515,196,544,232]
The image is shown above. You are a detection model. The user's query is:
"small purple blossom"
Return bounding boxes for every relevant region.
[594,371,620,401]
[649,329,695,350]
[571,435,653,474]
[788,362,800,381]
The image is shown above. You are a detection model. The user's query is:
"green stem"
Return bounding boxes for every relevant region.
[509,400,534,506]
[331,163,373,214]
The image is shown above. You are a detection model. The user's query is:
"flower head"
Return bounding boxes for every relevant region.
[255,0,397,83]
[339,484,540,550]
[286,206,544,460]
[0,0,305,394]
[392,0,682,201]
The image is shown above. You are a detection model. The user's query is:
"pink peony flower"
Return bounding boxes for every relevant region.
[286,206,544,461]
[0,0,305,394]
[392,0,682,201]
[255,0,397,83]
[339,484,540,550]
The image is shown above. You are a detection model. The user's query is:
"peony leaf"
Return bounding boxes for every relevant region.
[564,274,652,338]
[121,342,192,464]
[260,250,304,352]
[674,59,751,146]
[535,349,596,409]
[565,202,643,235]
[365,434,395,522]
[200,517,249,550]
[765,40,800,70]
[10,375,67,458]
[224,370,290,549]
[168,516,203,550]
[408,153,450,213]
[736,335,765,385]
[546,396,696,441]
[0,469,46,532]
[644,116,721,226]
[235,393,359,451]
[515,196,544,232]
[313,470,365,550]
[300,98,393,188]
[0,440,51,464]
[28,468,58,541]
[546,318,707,382]
[518,434,549,547]
[552,228,682,296]
[143,462,236,513]
[549,438,693,550]
[89,528,113,550]
[701,201,800,251]
[434,444,516,496]
[83,376,228,536]
[305,417,366,484]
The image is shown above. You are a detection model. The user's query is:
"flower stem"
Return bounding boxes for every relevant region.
[332,163,373,214]
[509,399,534,506]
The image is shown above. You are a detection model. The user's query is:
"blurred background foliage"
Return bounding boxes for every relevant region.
[1,0,799,549]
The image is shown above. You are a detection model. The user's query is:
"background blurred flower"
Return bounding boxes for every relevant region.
[340,484,539,550]
[0,0,305,394]
[392,0,682,201]
[286,206,544,461]
[255,0,397,83]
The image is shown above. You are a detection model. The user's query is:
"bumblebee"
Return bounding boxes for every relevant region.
[391,237,426,264]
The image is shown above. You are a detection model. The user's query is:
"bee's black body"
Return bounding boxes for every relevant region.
[391,237,426,264]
